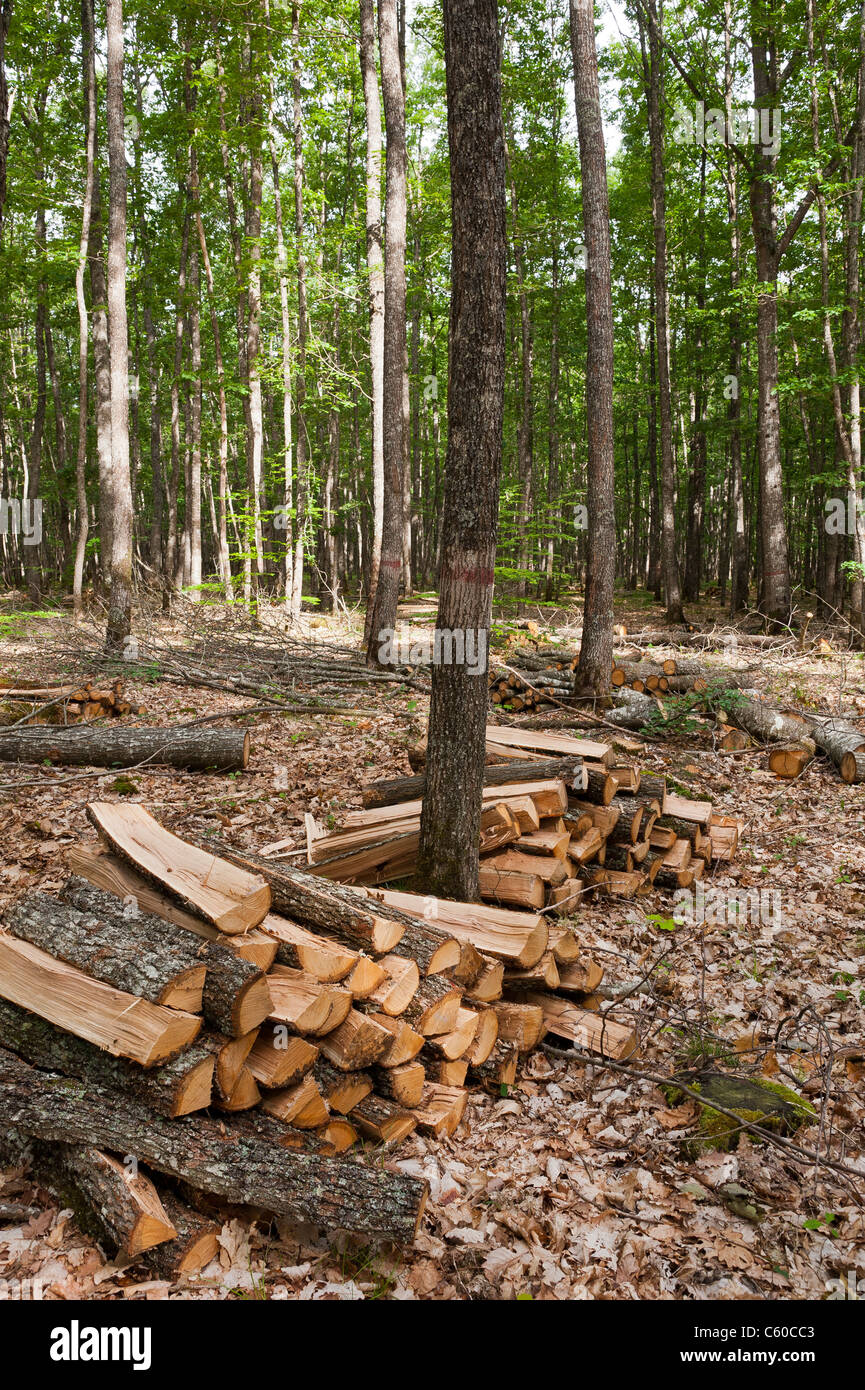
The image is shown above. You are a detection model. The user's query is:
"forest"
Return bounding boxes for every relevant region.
[0,0,863,1323]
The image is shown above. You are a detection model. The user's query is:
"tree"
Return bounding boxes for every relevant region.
[0,0,11,240]
[104,0,134,653]
[416,0,506,899]
[570,0,615,694]
[360,0,385,647]
[365,0,406,663]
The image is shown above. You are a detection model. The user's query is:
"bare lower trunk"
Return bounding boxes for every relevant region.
[360,0,386,643]
[73,0,98,621]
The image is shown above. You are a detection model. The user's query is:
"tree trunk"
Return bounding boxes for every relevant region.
[0,724,251,771]
[637,0,683,623]
[104,0,134,652]
[360,0,386,644]
[570,0,615,695]
[365,0,406,662]
[415,0,506,899]
[73,0,98,621]
[0,0,11,241]
[289,4,310,618]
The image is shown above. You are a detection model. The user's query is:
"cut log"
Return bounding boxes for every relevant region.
[504,953,560,990]
[58,878,272,1036]
[481,849,568,887]
[491,1001,546,1051]
[565,802,620,836]
[258,913,358,981]
[423,1007,479,1061]
[246,1026,318,1090]
[807,714,865,773]
[371,1060,426,1108]
[144,1189,220,1278]
[768,740,815,778]
[370,888,548,969]
[556,959,604,993]
[87,803,271,934]
[211,1030,259,1100]
[546,924,581,963]
[352,1094,417,1144]
[401,976,462,1036]
[582,765,618,805]
[411,1084,467,1138]
[320,1121,359,1154]
[7,888,205,1012]
[260,1074,329,1129]
[0,931,201,1067]
[729,693,814,745]
[470,1041,518,1091]
[483,726,612,764]
[367,1013,425,1067]
[0,1047,428,1242]
[313,1059,373,1114]
[215,1068,261,1112]
[266,967,352,1036]
[841,750,865,784]
[0,999,213,1118]
[522,992,637,1059]
[65,846,277,970]
[547,880,588,913]
[317,1009,392,1070]
[461,1008,499,1066]
[430,1058,468,1086]
[478,866,545,910]
[365,954,419,1015]
[516,827,570,859]
[567,827,604,866]
[361,756,587,808]
[0,725,251,770]
[464,956,505,1001]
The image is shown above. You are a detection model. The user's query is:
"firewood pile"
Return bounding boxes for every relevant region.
[489,649,720,711]
[0,677,145,723]
[0,723,745,1254]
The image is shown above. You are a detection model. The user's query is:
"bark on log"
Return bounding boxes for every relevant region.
[0,725,250,770]
[143,1188,220,1277]
[58,878,271,1036]
[361,756,586,808]
[0,1047,428,1243]
[6,889,205,1010]
[806,715,865,772]
[0,999,214,1117]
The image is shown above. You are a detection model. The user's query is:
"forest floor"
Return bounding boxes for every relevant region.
[0,589,864,1301]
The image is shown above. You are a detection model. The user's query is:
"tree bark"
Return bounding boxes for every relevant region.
[72,0,98,621]
[570,0,615,694]
[365,0,407,662]
[290,4,310,617]
[360,0,386,641]
[415,0,506,899]
[104,0,134,652]
[0,0,11,241]
[0,1046,428,1243]
[0,724,251,771]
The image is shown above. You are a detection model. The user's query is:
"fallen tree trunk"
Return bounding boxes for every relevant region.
[361,756,586,809]
[0,999,214,1117]
[805,715,865,778]
[0,725,250,770]
[0,1047,428,1243]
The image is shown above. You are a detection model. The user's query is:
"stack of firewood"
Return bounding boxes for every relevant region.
[489,649,579,709]
[0,677,145,722]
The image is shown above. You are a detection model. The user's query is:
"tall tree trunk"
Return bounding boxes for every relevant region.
[290,3,309,618]
[748,0,791,627]
[416,0,506,899]
[88,172,114,589]
[104,0,134,652]
[244,27,265,612]
[73,0,98,621]
[505,132,534,599]
[360,0,386,645]
[365,0,406,662]
[25,207,47,608]
[0,0,11,241]
[570,0,615,694]
[637,0,683,624]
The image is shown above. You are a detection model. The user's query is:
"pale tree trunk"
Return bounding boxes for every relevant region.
[365,0,406,662]
[637,0,683,623]
[0,0,11,241]
[724,0,747,614]
[244,26,265,611]
[25,208,46,609]
[73,0,98,622]
[683,148,706,603]
[505,132,534,598]
[165,208,189,606]
[104,0,134,652]
[88,172,114,588]
[748,0,791,626]
[290,3,309,618]
[570,0,615,695]
[360,0,385,644]
[182,53,203,603]
[838,0,865,629]
[416,0,506,900]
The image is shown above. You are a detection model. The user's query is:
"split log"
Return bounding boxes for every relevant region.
[460,1007,499,1065]
[371,1060,426,1108]
[0,931,200,1066]
[7,889,205,1012]
[478,866,545,910]
[423,1007,478,1061]
[504,952,560,990]
[211,1030,259,1100]
[0,725,251,771]
[87,803,271,934]
[266,967,352,1036]
[464,955,505,1001]
[556,959,604,993]
[483,725,613,764]
[246,1026,318,1090]
[260,1074,329,1129]
[352,1094,417,1144]
[317,1009,393,1070]
[367,1014,425,1067]
[258,913,358,981]
[365,954,419,1015]
[0,1047,428,1243]
[65,846,277,970]
[401,976,462,1036]
[144,1189,220,1278]
[470,1041,517,1092]
[369,888,548,969]
[433,1058,468,1086]
[0,999,213,1117]
[215,1068,261,1113]
[523,992,637,1059]
[491,1001,546,1051]
[313,1058,372,1114]
[546,924,581,962]
[481,849,568,887]
[58,878,272,1036]
[411,1084,467,1137]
